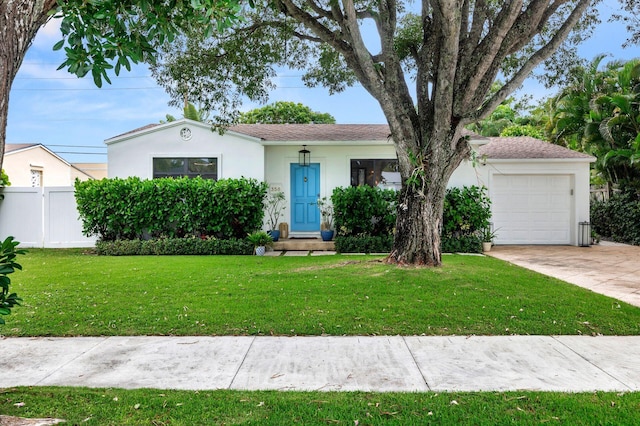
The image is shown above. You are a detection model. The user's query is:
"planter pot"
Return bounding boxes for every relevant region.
[320,230,335,241]
[482,241,492,252]
[255,245,266,256]
[268,230,280,242]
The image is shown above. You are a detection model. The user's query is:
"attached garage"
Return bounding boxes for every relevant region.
[476,137,595,246]
[491,174,573,244]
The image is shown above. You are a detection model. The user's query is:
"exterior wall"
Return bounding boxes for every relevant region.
[72,163,108,180]
[264,143,481,229]
[3,148,90,187]
[107,121,265,180]
[475,159,592,246]
[0,187,96,248]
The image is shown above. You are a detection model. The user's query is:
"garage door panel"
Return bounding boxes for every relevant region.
[492,175,572,245]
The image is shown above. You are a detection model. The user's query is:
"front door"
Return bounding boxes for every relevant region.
[290,163,320,231]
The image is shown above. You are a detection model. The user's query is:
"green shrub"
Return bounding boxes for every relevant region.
[334,235,394,254]
[332,186,398,237]
[76,177,268,241]
[0,237,26,324]
[591,191,640,245]
[96,237,254,256]
[0,169,9,201]
[442,186,492,237]
[441,234,483,253]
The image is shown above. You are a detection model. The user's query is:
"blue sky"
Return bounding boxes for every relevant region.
[6,2,639,164]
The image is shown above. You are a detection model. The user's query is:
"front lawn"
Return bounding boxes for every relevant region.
[5,249,640,336]
[2,387,640,425]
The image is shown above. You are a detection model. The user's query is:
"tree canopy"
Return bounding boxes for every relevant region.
[238,101,336,124]
[0,0,243,172]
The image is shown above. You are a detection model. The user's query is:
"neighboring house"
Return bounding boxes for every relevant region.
[106,119,595,245]
[72,163,108,180]
[4,143,95,187]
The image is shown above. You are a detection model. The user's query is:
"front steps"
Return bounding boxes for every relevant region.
[272,238,335,251]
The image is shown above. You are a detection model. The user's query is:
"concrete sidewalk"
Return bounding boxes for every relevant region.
[2,335,640,392]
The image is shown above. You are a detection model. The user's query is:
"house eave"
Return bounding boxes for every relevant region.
[105,119,263,146]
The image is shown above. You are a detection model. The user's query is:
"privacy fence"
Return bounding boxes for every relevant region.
[0,187,95,248]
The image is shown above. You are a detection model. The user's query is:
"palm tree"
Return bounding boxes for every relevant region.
[551,56,640,193]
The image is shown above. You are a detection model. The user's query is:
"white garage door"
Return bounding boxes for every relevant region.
[491,175,573,244]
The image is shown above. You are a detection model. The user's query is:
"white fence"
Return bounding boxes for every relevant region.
[0,187,96,248]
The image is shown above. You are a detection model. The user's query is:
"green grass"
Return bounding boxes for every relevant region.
[4,249,640,336]
[2,387,640,425]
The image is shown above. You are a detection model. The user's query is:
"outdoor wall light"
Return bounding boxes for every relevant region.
[299,145,310,167]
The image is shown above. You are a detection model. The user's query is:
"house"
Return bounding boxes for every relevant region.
[3,143,96,187]
[105,119,595,245]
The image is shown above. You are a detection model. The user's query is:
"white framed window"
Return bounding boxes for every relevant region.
[350,159,400,190]
[152,157,218,180]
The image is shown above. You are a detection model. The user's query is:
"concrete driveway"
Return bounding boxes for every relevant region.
[488,242,640,308]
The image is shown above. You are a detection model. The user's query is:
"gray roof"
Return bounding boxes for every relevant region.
[110,121,483,143]
[109,122,592,160]
[478,136,594,160]
[229,123,484,142]
[229,124,393,141]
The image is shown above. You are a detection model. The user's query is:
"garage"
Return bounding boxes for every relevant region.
[476,136,595,246]
[491,174,573,244]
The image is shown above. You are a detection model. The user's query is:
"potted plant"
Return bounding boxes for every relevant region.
[264,191,286,242]
[317,196,334,241]
[481,227,498,252]
[247,231,274,256]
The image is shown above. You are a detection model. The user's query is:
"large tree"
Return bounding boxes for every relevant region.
[0,0,241,173]
[153,0,597,266]
[239,101,336,124]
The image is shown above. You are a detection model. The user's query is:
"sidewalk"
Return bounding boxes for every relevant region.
[2,335,639,392]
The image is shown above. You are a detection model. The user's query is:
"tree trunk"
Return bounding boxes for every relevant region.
[384,127,470,267]
[0,0,55,171]
[388,180,447,266]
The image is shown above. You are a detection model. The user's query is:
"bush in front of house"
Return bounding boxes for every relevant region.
[442,186,492,253]
[333,235,394,254]
[332,185,492,253]
[75,177,268,241]
[591,190,640,245]
[95,237,254,256]
[332,186,398,237]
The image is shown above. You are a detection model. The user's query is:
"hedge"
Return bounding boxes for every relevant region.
[75,177,268,241]
[332,186,397,237]
[95,238,254,256]
[591,191,640,245]
[333,185,491,253]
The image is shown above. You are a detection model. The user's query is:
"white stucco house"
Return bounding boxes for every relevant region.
[4,143,95,187]
[105,119,595,245]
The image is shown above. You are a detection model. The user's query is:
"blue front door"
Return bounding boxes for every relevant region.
[290,163,320,231]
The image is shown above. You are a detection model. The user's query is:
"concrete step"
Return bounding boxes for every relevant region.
[273,238,335,251]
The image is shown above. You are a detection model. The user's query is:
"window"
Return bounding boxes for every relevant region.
[350,159,400,190]
[153,157,218,180]
[30,169,43,187]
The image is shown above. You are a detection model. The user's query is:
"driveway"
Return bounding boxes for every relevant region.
[488,242,640,308]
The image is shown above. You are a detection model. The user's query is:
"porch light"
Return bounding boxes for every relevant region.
[578,221,591,247]
[299,145,310,167]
